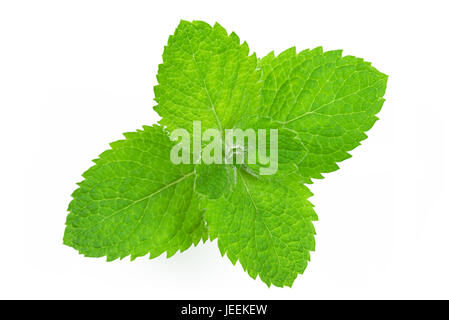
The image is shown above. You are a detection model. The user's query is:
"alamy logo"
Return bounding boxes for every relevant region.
[169,121,278,175]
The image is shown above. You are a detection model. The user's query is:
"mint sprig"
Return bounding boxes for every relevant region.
[64,20,387,287]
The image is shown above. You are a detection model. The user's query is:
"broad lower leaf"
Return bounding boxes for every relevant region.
[64,125,207,260]
[204,170,317,287]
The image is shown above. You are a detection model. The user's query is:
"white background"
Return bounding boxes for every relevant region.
[1,0,448,299]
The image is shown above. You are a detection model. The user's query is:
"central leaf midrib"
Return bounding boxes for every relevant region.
[190,52,224,136]
[237,171,282,270]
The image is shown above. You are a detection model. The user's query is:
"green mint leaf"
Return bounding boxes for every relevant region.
[243,118,310,178]
[259,47,388,182]
[64,125,207,260]
[204,171,317,287]
[154,20,260,135]
[194,163,233,199]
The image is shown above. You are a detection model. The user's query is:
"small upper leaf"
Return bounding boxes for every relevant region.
[154,20,261,136]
